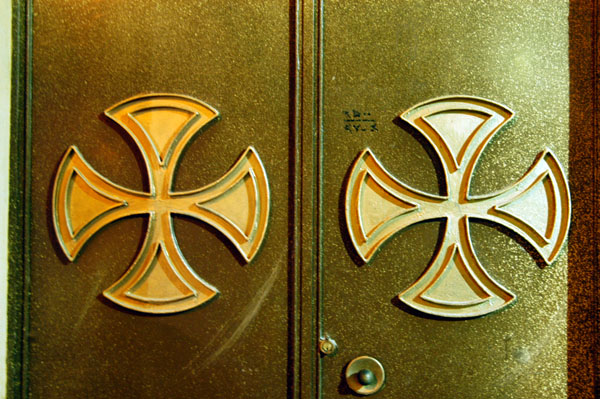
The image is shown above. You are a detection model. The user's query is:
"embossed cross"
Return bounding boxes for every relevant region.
[345,96,570,318]
[53,94,270,314]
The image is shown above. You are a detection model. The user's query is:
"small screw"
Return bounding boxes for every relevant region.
[319,336,338,356]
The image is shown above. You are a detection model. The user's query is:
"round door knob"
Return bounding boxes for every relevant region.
[357,369,376,386]
[345,356,385,395]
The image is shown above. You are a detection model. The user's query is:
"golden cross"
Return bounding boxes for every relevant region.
[53,94,270,314]
[345,96,570,318]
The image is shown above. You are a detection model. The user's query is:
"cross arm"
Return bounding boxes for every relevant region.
[53,146,151,260]
[345,149,447,262]
[170,147,270,263]
[468,149,571,265]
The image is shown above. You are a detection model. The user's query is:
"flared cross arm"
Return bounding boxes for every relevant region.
[470,150,571,264]
[345,149,447,263]
[53,145,150,260]
[52,94,270,313]
[172,147,270,262]
[103,93,221,193]
[399,95,515,196]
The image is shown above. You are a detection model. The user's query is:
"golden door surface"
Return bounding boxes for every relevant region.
[26,1,292,397]
[319,1,571,398]
[11,0,597,398]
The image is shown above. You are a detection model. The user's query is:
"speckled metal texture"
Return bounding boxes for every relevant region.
[320,1,570,398]
[14,0,597,398]
[29,1,291,398]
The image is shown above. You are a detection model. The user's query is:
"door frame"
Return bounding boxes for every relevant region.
[567,0,600,396]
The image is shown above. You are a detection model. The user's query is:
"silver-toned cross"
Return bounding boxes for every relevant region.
[345,96,570,318]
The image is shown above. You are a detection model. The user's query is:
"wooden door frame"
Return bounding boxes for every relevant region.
[567,0,600,396]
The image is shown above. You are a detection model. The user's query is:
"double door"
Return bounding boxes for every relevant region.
[9,0,596,398]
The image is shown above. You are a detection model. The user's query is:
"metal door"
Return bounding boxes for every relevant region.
[11,1,294,397]
[7,0,598,398]
[319,1,570,397]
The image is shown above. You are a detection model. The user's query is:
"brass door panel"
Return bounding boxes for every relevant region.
[320,1,571,398]
[8,0,598,398]
[26,1,291,397]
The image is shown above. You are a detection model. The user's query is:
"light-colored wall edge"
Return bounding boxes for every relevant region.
[1,0,11,396]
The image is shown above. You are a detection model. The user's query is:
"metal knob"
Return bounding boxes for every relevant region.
[345,355,385,395]
[357,369,376,386]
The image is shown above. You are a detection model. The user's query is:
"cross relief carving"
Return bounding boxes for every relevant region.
[53,94,570,318]
[345,96,571,318]
[53,94,270,314]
